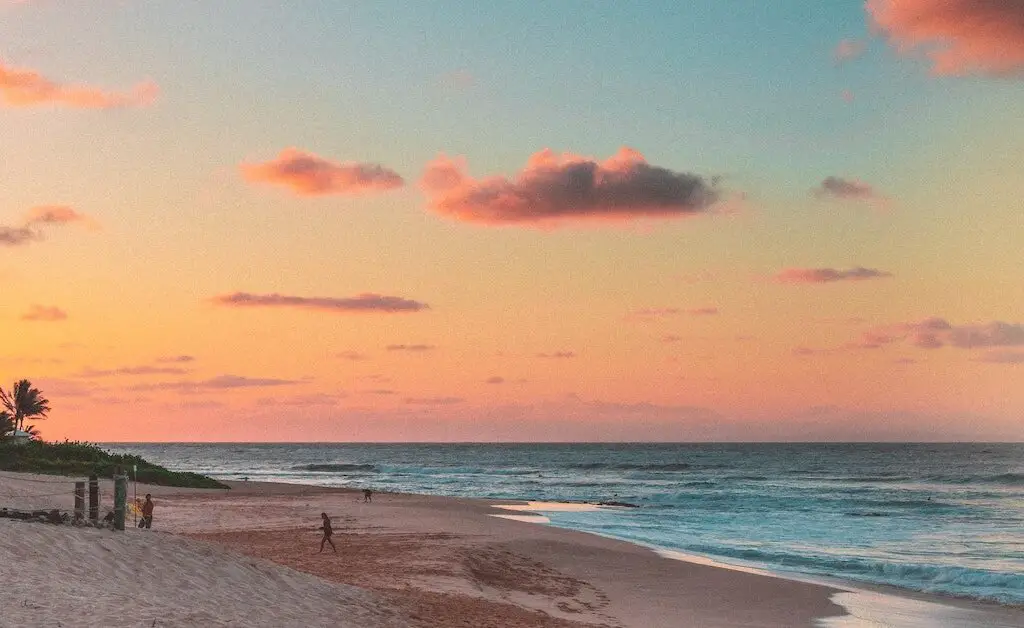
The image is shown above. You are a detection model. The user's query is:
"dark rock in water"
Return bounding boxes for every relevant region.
[597,500,640,508]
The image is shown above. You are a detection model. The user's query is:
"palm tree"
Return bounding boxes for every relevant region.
[0,410,13,440]
[0,380,50,434]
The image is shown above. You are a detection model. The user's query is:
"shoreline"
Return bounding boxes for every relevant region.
[2,471,1021,627]
[489,499,1024,625]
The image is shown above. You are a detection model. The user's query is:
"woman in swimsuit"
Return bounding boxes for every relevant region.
[319,512,336,553]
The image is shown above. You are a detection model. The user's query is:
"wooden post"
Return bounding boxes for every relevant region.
[74,482,85,520]
[88,474,99,522]
[113,472,127,531]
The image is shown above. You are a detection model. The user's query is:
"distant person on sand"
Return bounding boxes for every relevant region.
[139,494,154,529]
[318,512,336,553]
[363,488,373,503]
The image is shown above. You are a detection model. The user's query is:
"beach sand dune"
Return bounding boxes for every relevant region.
[0,518,408,628]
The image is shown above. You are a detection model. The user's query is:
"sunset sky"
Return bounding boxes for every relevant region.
[2,1,1022,442]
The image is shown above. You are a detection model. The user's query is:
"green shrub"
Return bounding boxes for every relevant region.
[0,440,228,489]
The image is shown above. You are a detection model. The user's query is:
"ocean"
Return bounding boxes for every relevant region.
[105,442,1024,606]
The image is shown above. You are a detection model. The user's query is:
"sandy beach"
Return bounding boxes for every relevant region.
[1,471,1021,628]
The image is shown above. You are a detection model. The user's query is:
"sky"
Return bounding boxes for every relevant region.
[1,1,1022,442]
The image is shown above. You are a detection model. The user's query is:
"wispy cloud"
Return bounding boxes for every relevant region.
[77,365,191,378]
[337,350,371,361]
[793,346,837,356]
[129,375,300,392]
[156,355,196,363]
[2,205,96,247]
[241,148,404,196]
[775,267,893,283]
[538,351,577,359]
[212,292,428,313]
[867,0,1024,76]
[807,318,1024,356]
[627,306,719,322]
[20,304,67,322]
[834,39,867,64]
[260,393,347,407]
[485,376,505,384]
[421,147,720,226]
[625,307,681,322]
[385,344,435,352]
[0,225,41,246]
[813,176,885,202]
[0,61,158,108]
[404,396,464,405]
[947,321,1024,348]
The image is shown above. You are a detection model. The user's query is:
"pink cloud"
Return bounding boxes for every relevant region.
[538,351,577,359]
[841,89,855,103]
[775,267,893,283]
[845,329,901,350]
[241,148,404,196]
[485,376,505,384]
[0,61,158,108]
[212,292,428,313]
[867,0,1024,76]
[24,205,96,228]
[20,304,67,322]
[660,334,683,344]
[834,39,867,63]
[813,176,885,202]
[420,147,720,226]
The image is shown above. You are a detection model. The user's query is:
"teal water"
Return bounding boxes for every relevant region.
[105,442,1024,605]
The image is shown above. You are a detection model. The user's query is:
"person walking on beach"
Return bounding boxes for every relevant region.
[139,494,154,529]
[318,512,336,553]
[362,488,373,503]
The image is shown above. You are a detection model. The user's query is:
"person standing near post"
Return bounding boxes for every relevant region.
[139,494,154,529]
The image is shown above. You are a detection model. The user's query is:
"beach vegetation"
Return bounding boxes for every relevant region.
[0,410,13,440]
[0,439,229,489]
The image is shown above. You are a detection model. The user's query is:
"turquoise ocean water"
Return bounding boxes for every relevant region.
[106,443,1023,605]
